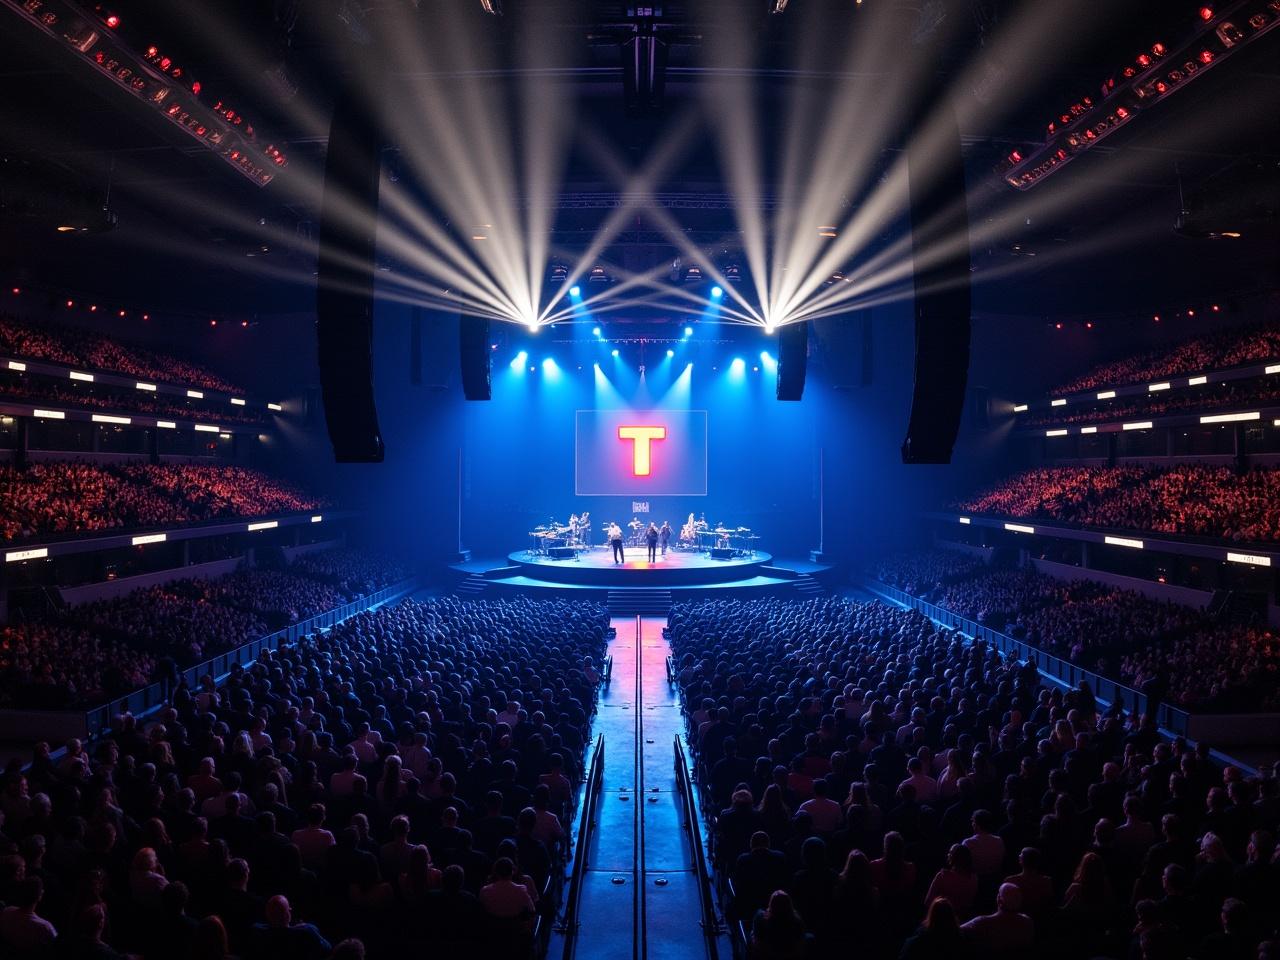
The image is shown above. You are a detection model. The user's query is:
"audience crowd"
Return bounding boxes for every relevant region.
[1054,319,1280,396]
[872,552,1280,712]
[669,595,1280,960]
[0,372,268,425]
[0,316,242,394]
[1025,376,1280,429]
[0,461,328,543]
[0,594,606,959]
[289,550,414,601]
[956,465,1280,542]
[0,549,412,709]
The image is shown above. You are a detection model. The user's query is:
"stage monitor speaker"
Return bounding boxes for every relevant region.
[900,98,971,464]
[776,322,809,401]
[459,316,492,401]
[547,546,576,560]
[711,547,735,560]
[316,91,385,463]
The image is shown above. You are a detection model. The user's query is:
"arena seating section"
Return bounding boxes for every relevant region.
[0,549,412,708]
[0,461,330,543]
[1024,377,1280,428]
[0,369,268,424]
[670,595,1280,960]
[1,595,608,959]
[954,465,1280,542]
[874,551,1280,713]
[0,315,243,394]
[1052,319,1280,396]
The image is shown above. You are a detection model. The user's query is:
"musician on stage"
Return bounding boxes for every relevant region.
[659,521,672,557]
[644,522,659,562]
[580,511,591,547]
[608,522,625,564]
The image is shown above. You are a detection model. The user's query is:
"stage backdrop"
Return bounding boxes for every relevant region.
[575,409,708,497]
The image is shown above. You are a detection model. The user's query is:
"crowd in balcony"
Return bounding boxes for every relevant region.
[1053,318,1280,396]
[0,370,268,425]
[0,595,607,959]
[0,549,412,709]
[955,465,1280,543]
[0,461,328,543]
[1024,377,1280,428]
[873,552,1280,713]
[0,316,242,394]
[670,595,1280,960]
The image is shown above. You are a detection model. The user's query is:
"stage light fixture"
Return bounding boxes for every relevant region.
[710,286,724,299]
[570,285,581,298]
[592,326,602,337]
[666,349,674,358]
[510,350,527,370]
[611,348,620,357]
[683,326,693,337]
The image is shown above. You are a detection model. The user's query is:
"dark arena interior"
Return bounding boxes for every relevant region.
[2,2,1280,959]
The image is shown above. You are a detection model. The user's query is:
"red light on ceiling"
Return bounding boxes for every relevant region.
[1008,150,1022,163]
[89,304,97,312]
[1187,309,1196,316]
[105,14,119,28]
[192,81,201,96]
[1199,49,1214,63]
[241,320,249,328]
[65,300,74,308]
[146,45,157,57]
[1212,304,1220,312]
[10,287,19,295]
[210,319,218,327]
[1137,53,1152,67]
[1153,315,1161,322]
[1055,322,1063,330]
[118,309,126,317]
[142,313,150,320]
[1152,43,1166,56]
[1200,6,1214,20]
[1085,321,1094,329]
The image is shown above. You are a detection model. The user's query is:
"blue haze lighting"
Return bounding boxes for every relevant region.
[710,286,723,299]
[569,285,581,298]
[542,357,560,379]
[510,350,528,371]
[683,326,693,338]
[611,348,620,357]
[729,357,746,378]
[666,349,674,358]
[592,326,601,337]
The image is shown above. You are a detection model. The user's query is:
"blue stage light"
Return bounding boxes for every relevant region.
[710,286,723,299]
[683,326,693,337]
[569,285,581,298]
[729,357,746,376]
[611,348,620,357]
[592,326,601,337]
[510,350,528,371]
[666,349,675,358]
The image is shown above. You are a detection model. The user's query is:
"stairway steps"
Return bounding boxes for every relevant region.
[792,573,827,597]
[454,575,489,597]
[607,589,672,615]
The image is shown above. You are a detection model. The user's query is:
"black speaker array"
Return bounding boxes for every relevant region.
[459,316,492,401]
[315,92,385,463]
[900,97,972,464]
[776,321,809,401]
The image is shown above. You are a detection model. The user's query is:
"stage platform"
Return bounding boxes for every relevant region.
[448,547,836,614]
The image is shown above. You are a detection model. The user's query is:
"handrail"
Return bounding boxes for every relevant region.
[558,733,605,959]
[674,735,722,960]
[603,655,613,688]
[861,579,1192,735]
[665,654,675,684]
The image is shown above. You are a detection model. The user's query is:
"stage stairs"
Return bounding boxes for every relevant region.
[792,572,826,597]
[453,574,489,598]
[607,588,671,616]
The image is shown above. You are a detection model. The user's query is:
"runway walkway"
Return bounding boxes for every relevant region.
[561,616,723,960]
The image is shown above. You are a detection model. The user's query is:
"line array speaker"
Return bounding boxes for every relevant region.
[459,316,492,401]
[900,97,971,464]
[315,92,385,463]
[776,321,809,401]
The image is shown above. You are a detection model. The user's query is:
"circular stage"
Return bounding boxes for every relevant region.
[507,547,773,587]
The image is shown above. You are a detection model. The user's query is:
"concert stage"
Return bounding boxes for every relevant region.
[449,547,833,614]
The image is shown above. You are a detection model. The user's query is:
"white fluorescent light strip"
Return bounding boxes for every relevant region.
[1148,382,1171,392]
[91,414,131,425]
[33,409,65,420]
[247,520,278,532]
[1104,536,1144,549]
[1123,421,1153,430]
[131,533,167,545]
[1050,398,1067,407]
[7,360,26,371]
[1227,552,1271,567]
[1188,376,1208,386]
[1266,364,1280,375]
[1004,523,1035,534]
[958,517,971,525]
[1199,412,1260,424]
[268,403,283,412]
[1096,391,1116,400]
[69,371,94,382]
[5,547,48,562]
[1013,404,1028,412]
[187,389,204,398]
[1045,429,1068,437]
[1081,426,1098,434]
[194,424,219,432]
[156,420,176,429]
[230,398,246,406]
[135,382,157,392]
